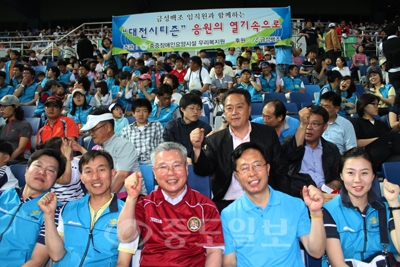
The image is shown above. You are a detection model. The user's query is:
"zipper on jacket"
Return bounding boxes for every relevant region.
[361,213,367,260]
[0,202,23,242]
[78,210,97,267]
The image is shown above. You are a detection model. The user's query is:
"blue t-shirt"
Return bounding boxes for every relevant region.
[275,45,292,65]
[221,187,311,267]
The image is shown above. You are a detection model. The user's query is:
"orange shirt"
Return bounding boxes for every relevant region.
[36,116,79,145]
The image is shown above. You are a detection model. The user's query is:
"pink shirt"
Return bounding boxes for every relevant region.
[223,122,252,200]
[351,53,367,68]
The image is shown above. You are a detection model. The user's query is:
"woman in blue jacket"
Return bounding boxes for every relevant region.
[67,89,93,128]
[322,148,400,266]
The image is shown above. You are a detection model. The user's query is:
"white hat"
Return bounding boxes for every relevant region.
[80,113,113,132]
[71,88,86,97]
[328,23,336,28]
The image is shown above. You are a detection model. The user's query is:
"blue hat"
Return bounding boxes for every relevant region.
[109,101,125,112]
[240,69,252,76]
[260,61,270,67]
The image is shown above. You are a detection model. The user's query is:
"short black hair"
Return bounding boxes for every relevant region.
[89,108,115,130]
[264,99,286,120]
[23,67,35,76]
[0,139,12,156]
[356,93,380,117]
[79,150,114,174]
[156,83,173,96]
[179,93,203,112]
[320,91,342,107]
[76,76,91,91]
[310,105,329,123]
[326,70,342,83]
[140,66,150,74]
[222,88,251,107]
[0,71,6,79]
[182,52,190,58]
[384,23,398,36]
[132,98,152,113]
[190,56,202,67]
[57,60,67,67]
[214,62,224,68]
[13,64,24,72]
[231,142,268,172]
[175,57,184,63]
[136,59,144,66]
[79,64,90,71]
[27,148,67,179]
[163,74,179,89]
[288,64,298,71]
[216,52,226,60]
[48,66,60,78]
[199,49,206,54]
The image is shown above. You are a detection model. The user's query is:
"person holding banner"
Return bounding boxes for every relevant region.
[184,56,211,93]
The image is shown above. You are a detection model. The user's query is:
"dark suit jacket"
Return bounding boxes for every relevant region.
[193,122,291,201]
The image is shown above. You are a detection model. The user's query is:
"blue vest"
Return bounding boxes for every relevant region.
[5,60,21,85]
[260,72,277,93]
[149,102,179,127]
[137,87,155,100]
[0,188,53,266]
[379,84,394,99]
[34,91,53,115]
[54,194,124,267]
[110,85,121,100]
[282,76,302,92]
[236,83,262,103]
[11,77,22,89]
[322,194,396,266]
[41,77,49,88]
[106,78,115,92]
[58,71,72,84]
[19,82,39,104]
[103,49,122,70]
[0,84,15,98]
[68,106,93,126]
[122,66,137,74]
[315,84,334,105]
[68,94,92,110]
[338,91,357,117]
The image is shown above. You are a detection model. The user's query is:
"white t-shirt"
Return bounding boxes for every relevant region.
[184,68,211,91]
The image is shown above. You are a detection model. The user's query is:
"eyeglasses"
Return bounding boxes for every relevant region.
[186,106,202,112]
[154,163,185,175]
[236,162,266,175]
[369,102,378,107]
[88,123,107,134]
[307,122,325,129]
[32,163,57,177]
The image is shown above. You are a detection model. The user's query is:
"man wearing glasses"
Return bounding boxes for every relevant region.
[164,93,212,160]
[75,108,146,196]
[221,142,326,266]
[281,106,341,197]
[118,142,224,267]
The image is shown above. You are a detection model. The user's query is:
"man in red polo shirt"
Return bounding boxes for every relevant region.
[36,96,79,145]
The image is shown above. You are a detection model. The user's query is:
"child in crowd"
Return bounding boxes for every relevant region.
[136,73,156,102]
[199,49,211,69]
[105,67,115,91]
[55,82,68,102]
[112,71,134,106]
[37,71,45,84]
[0,139,18,191]
[109,102,129,136]
[214,88,228,116]
[34,80,60,117]
[94,80,112,107]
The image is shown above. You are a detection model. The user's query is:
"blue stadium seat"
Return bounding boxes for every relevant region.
[301,102,314,109]
[301,76,310,85]
[355,84,365,96]
[359,65,369,77]
[290,93,313,110]
[126,116,136,124]
[187,164,211,198]
[10,165,27,187]
[21,106,37,118]
[139,165,155,193]
[87,138,96,151]
[46,61,57,69]
[125,104,132,112]
[203,103,211,125]
[382,162,400,186]
[305,85,321,101]
[25,117,40,135]
[251,103,263,116]
[264,93,287,104]
[34,66,46,73]
[283,102,298,113]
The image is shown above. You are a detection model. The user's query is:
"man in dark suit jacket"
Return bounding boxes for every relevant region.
[190,89,290,212]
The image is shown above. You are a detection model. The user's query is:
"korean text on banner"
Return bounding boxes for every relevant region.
[112,7,292,53]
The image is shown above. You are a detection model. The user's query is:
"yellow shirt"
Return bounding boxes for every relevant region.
[370,85,395,108]
[89,194,114,229]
